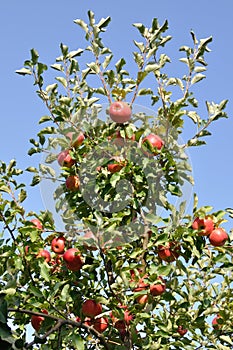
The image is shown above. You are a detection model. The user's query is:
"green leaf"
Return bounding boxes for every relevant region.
[55,77,67,88]
[115,58,126,73]
[191,74,206,85]
[219,335,233,345]
[97,16,111,30]
[67,49,84,59]
[138,88,153,95]
[133,23,146,35]
[30,286,43,298]
[73,19,89,33]
[15,68,32,76]
[30,48,39,64]
[145,63,160,73]
[39,262,50,282]
[18,189,27,203]
[70,333,84,349]
[38,115,52,124]
[102,54,113,69]
[50,64,64,72]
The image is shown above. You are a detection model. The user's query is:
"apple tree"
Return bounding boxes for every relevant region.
[1,10,233,349]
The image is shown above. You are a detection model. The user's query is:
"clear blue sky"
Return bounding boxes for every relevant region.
[0,0,233,230]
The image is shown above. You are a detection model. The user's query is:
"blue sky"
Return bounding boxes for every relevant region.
[0,0,233,231]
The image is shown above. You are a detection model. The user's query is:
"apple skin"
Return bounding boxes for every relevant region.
[37,249,51,263]
[192,217,214,236]
[177,325,188,336]
[30,219,43,230]
[209,228,228,247]
[57,149,75,167]
[107,163,124,173]
[63,248,83,271]
[109,101,132,124]
[81,300,102,318]
[150,277,166,296]
[65,175,80,191]
[66,131,85,148]
[212,315,223,330]
[51,236,66,254]
[93,317,108,333]
[158,242,180,262]
[31,310,48,332]
[136,294,149,305]
[142,133,164,156]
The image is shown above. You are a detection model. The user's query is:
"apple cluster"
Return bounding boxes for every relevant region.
[192,216,228,247]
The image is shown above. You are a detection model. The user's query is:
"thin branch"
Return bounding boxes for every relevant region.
[8,308,110,350]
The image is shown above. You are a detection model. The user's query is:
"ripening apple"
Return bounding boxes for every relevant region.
[37,249,51,263]
[81,300,102,318]
[177,325,188,336]
[150,276,166,296]
[57,149,75,167]
[93,317,108,333]
[66,131,85,148]
[107,163,124,173]
[63,248,83,271]
[51,236,66,254]
[109,101,132,123]
[208,228,228,247]
[31,310,48,332]
[65,175,80,191]
[136,294,149,305]
[142,133,164,156]
[158,242,180,262]
[212,315,223,330]
[192,217,214,236]
[30,218,43,230]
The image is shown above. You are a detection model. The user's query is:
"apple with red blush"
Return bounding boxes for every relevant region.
[192,217,214,236]
[109,101,132,124]
[81,300,102,318]
[65,175,80,191]
[31,309,48,332]
[150,276,166,296]
[37,249,51,263]
[51,236,66,254]
[158,242,180,262]
[209,228,228,247]
[142,133,164,156]
[66,131,85,148]
[63,248,83,271]
[30,218,43,230]
[57,149,75,167]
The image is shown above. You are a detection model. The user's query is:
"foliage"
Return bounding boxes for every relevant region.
[0,11,232,349]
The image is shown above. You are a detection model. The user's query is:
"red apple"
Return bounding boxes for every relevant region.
[37,249,51,263]
[75,316,81,323]
[63,248,83,271]
[66,131,85,148]
[192,217,214,236]
[142,133,164,156]
[109,101,132,124]
[136,294,149,305]
[57,149,75,167]
[209,228,228,247]
[84,317,92,327]
[158,242,180,262]
[31,310,48,332]
[177,325,188,336]
[150,276,166,296]
[51,236,66,254]
[65,175,80,191]
[212,315,223,330]
[30,218,43,230]
[81,300,102,318]
[93,317,108,333]
[107,163,124,173]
